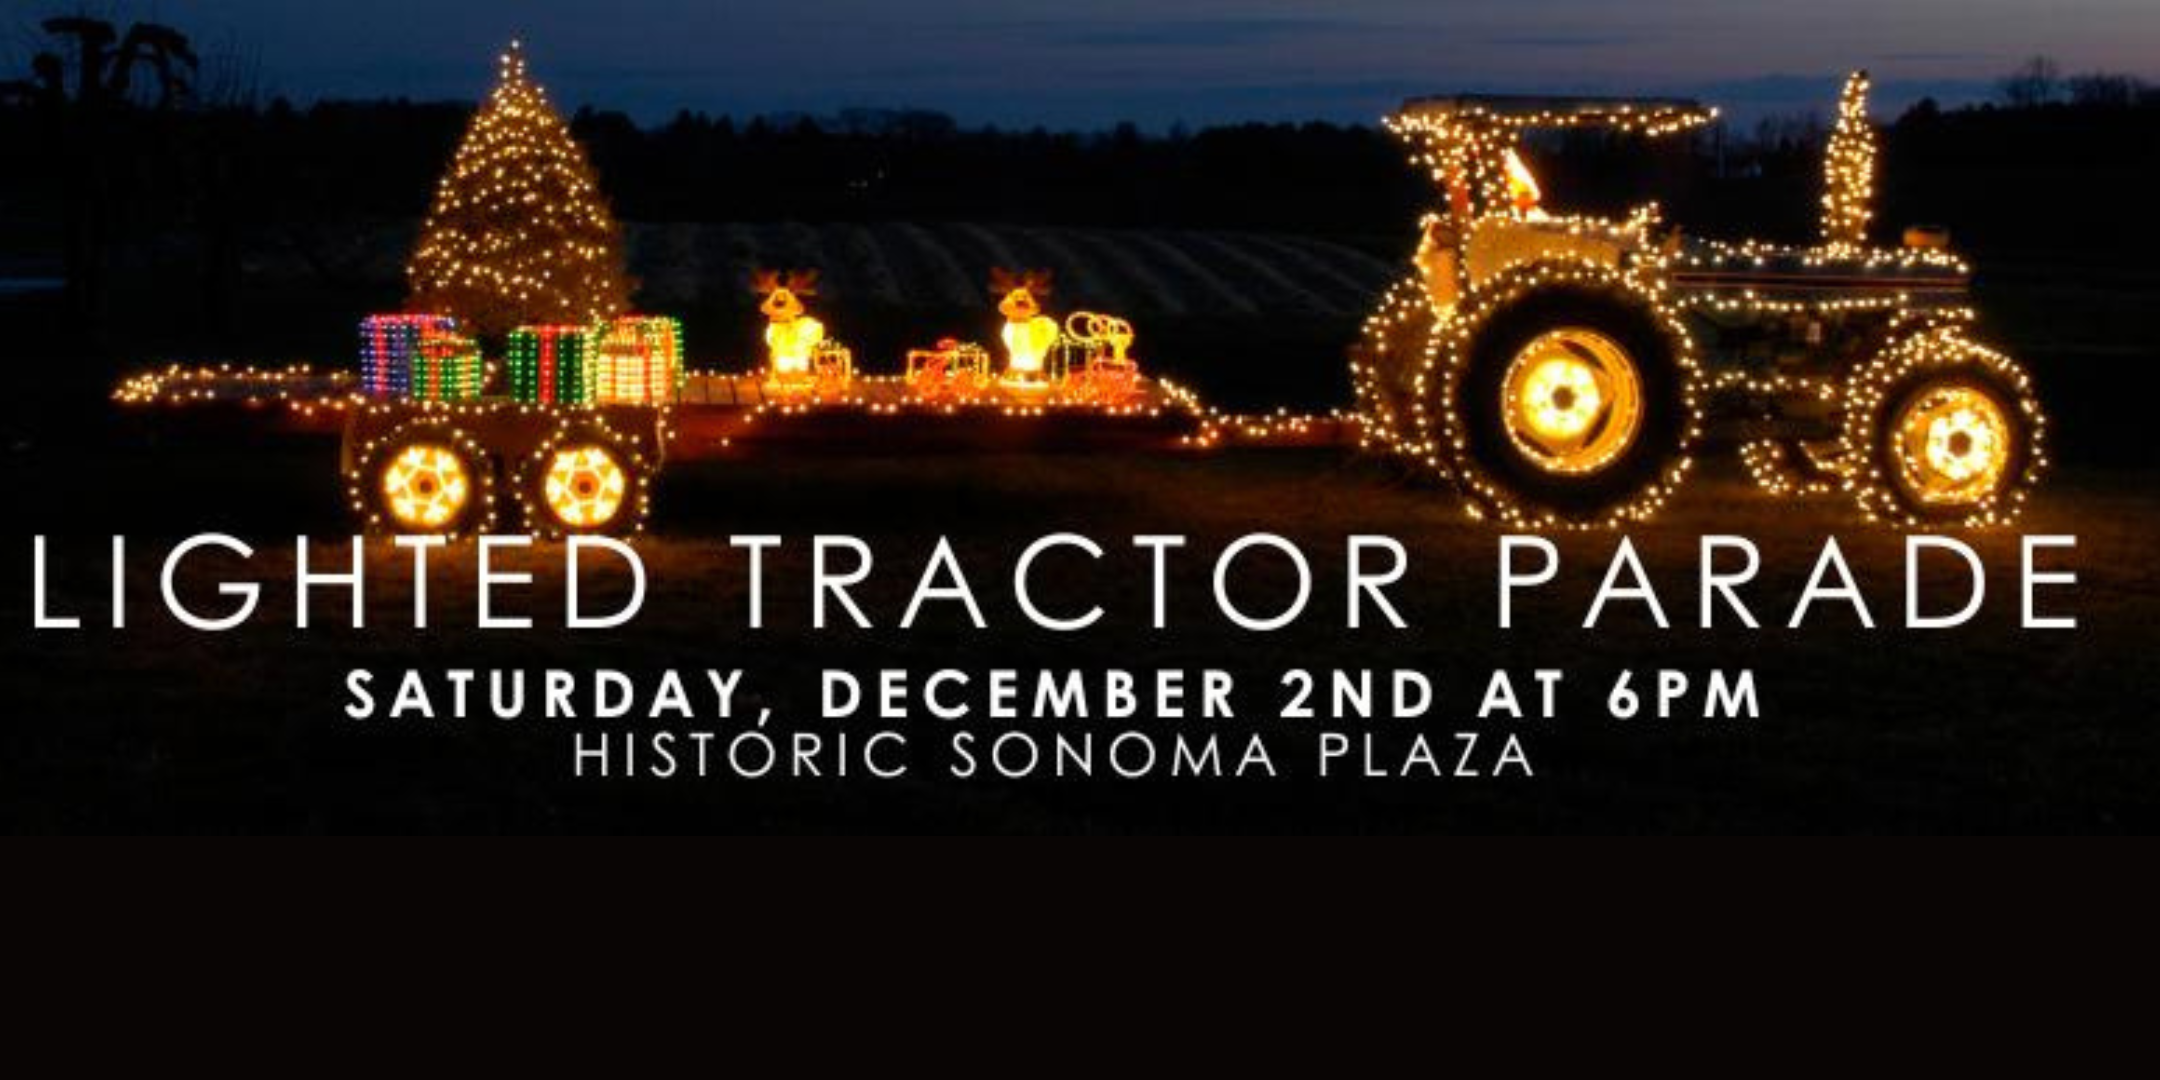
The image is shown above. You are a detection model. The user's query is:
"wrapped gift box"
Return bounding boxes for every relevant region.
[507,324,596,405]
[409,326,484,402]
[592,315,683,405]
[359,313,460,398]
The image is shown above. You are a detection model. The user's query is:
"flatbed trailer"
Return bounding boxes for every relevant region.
[114,364,1356,537]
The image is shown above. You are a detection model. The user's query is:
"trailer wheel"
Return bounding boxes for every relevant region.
[350,420,497,537]
[1437,262,1698,527]
[517,422,653,537]
[1842,331,2043,528]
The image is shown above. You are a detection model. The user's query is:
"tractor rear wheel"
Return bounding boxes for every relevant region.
[1437,266,1698,526]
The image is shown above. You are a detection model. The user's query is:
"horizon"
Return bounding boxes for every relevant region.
[8,1,2160,130]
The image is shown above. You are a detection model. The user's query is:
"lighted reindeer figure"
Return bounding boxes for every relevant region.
[755,269,828,392]
[993,268,1060,390]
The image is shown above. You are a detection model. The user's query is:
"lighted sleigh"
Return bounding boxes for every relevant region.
[1352,76,2045,529]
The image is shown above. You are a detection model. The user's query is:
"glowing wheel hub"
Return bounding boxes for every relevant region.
[542,445,628,529]
[1500,328,1643,475]
[380,444,472,531]
[1893,383,2012,506]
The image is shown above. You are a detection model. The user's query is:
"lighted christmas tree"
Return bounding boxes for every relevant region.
[407,42,630,337]
[1820,70,1876,249]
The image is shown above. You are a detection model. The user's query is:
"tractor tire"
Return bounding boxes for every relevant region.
[1436,262,1699,527]
[1841,330,2044,528]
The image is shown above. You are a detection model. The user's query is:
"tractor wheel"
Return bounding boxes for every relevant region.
[1349,274,1445,467]
[350,420,498,538]
[516,422,654,537]
[1842,331,2044,528]
[1436,263,1699,527]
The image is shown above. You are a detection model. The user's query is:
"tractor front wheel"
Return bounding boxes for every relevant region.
[1842,332,2044,527]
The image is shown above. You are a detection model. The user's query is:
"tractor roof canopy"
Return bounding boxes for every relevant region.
[1393,94,1715,136]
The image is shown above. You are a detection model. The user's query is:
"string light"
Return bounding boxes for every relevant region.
[1059,312,1144,406]
[514,414,661,536]
[114,68,2049,537]
[993,269,1062,392]
[593,315,684,405]
[406,41,630,337]
[1822,71,1876,249]
[1355,84,2045,528]
[357,314,481,400]
[114,363,356,419]
[754,270,855,399]
[1836,327,2046,528]
[506,324,596,405]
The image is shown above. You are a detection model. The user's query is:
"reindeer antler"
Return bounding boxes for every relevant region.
[750,268,782,295]
[785,269,821,296]
[989,266,1017,295]
[1021,268,1055,295]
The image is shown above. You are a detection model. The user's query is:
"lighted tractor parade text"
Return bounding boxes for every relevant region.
[113,49,2046,539]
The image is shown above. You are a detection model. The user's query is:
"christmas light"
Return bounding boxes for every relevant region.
[1058,312,1143,406]
[754,270,856,399]
[114,363,355,418]
[113,71,2049,539]
[380,444,474,529]
[593,315,684,405]
[407,41,630,337]
[1837,327,2045,528]
[506,324,596,406]
[346,418,499,536]
[993,269,1061,391]
[905,340,995,403]
[1354,85,2045,528]
[1822,71,1876,249]
[359,314,470,400]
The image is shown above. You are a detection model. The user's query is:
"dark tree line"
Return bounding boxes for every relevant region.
[4,19,2156,346]
[1,16,198,321]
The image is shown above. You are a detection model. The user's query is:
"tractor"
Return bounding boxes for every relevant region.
[1351,76,2044,528]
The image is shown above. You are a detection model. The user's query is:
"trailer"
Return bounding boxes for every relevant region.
[112,361,1338,538]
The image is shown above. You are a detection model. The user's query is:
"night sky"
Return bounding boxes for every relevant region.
[11,0,2159,127]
